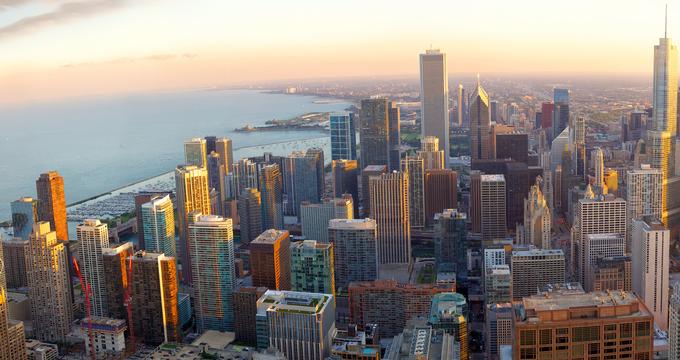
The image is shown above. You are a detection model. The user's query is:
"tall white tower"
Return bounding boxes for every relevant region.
[419,49,449,166]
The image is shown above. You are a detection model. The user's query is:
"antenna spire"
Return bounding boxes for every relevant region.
[476,73,480,87]
[665,3,668,38]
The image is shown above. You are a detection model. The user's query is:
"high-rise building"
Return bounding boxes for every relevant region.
[485,264,512,304]
[205,136,217,154]
[26,222,73,343]
[291,240,335,295]
[627,164,664,223]
[495,132,528,164]
[250,229,291,290]
[457,84,464,127]
[427,292,468,360]
[470,171,482,233]
[175,165,211,284]
[522,180,551,249]
[134,192,169,250]
[419,49,449,167]
[330,112,357,161]
[424,170,458,225]
[670,283,680,359]
[332,160,359,214]
[587,255,631,292]
[485,303,513,360]
[652,32,678,137]
[470,77,491,161]
[329,219,378,290]
[215,137,233,174]
[226,158,258,199]
[238,187,262,243]
[233,286,267,346]
[77,219,109,317]
[349,280,453,337]
[387,102,401,172]
[188,214,235,332]
[647,130,674,225]
[581,233,626,291]
[359,98,390,169]
[369,172,411,265]
[259,164,284,229]
[360,165,387,217]
[2,238,28,289]
[552,88,570,141]
[184,137,208,168]
[101,242,133,321]
[510,248,565,300]
[480,174,506,244]
[35,171,68,241]
[592,147,606,195]
[140,195,176,256]
[206,151,226,214]
[256,290,336,360]
[386,317,459,359]
[129,251,180,345]
[433,209,467,273]
[0,241,27,360]
[300,196,353,243]
[540,102,553,129]
[513,289,654,360]
[283,150,324,216]
[622,110,648,142]
[401,156,425,229]
[10,197,38,240]
[417,136,445,170]
[632,217,670,330]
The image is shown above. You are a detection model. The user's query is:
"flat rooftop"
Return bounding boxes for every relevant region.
[512,248,564,257]
[329,218,376,230]
[191,330,235,349]
[481,174,505,182]
[257,290,332,316]
[252,229,288,244]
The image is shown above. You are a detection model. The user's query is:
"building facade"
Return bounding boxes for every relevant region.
[510,249,565,300]
[369,172,411,265]
[329,219,378,291]
[330,112,357,160]
[250,229,291,290]
[419,49,449,167]
[291,240,335,295]
[300,196,353,243]
[36,171,68,241]
[77,219,110,317]
[10,197,38,240]
[238,187,262,243]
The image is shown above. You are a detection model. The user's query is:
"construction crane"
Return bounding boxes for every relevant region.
[72,257,95,360]
[124,253,136,353]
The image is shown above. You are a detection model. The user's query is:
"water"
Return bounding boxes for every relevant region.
[0,89,352,221]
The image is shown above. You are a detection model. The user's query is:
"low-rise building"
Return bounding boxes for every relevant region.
[77,317,127,355]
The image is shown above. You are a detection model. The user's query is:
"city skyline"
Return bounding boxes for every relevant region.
[0,0,675,104]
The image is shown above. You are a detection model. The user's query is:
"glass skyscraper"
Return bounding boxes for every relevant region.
[10,197,38,240]
[330,112,356,161]
[141,195,176,257]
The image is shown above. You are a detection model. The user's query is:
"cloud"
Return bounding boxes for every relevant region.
[0,0,127,39]
[61,53,199,68]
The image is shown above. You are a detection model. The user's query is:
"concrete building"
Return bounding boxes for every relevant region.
[330,112,357,161]
[592,147,606,195]
[25,340,57,360]
[188,214,236,332]
[250,229,291,290]
[35,171,68,241]
[226,158,258,199]
[510,248,565,300]
[433,209,467,274]
[238,187,263,243]
[77,317,126,355]
[485,264,512,304]
[329,219,378,290]
[101,242,133,321]
[522,179,551,249]
[588,255,632,292]
[0,243,26,360]
[10,197,37,240]
[360,165,387,217]
[369,172,411,265]
[332,159,360,214]
[233,287,267,346]
[627,164,664,244]
[419,49,449,167]
[470,77,492,161]
[480,174,506,244]
[401,156,425,229]
[26,222,72,343]
[485,303,513,360]
[258,164,284,230]
[418,136,445,170]
[2,238,28,289]
[581,233,626,290]
[141,194,176,256]
[300,196,353,243]
[495,132,528,164]
[632,217,670,330]
[291,240,335,295]
[513,289,654,360]
[184,137,208,168]
[424,169,458,225]
[76,219,110,317]
[256,290,335,360]
[428,292,467,360]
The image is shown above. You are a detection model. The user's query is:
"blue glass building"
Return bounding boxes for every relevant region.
[11,197,38,240]
[330,112,357,161]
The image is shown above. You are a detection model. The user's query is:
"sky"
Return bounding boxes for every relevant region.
[0,0,673,104]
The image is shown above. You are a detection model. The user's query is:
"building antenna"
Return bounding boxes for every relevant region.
[665,3,668,38]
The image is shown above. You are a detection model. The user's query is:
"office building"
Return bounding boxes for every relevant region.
[510,248,565,300]
[552,88,570,141]
[424,169,458,225]
[282,149,324,216]
[428,292,467,359]
[470,77,491,161]
[175,165,211,283]
[401,156,425,229]
[259,164,284,230]
[188,214,235,332]
[587,255,632,292]
[77,317,126,355]
[480,174,506,244]
[0,242,27,360]
[418,136,445,170]
[330,112,357,160]
[360,165,387,217]
[206,152,226,213]
[540,102,553,129]
[522,180,551,249]
[291,240,335,295]
[215,137,233,174]
[330,324,380,360]
[632,218,670,330]
[359,98,390,169]
[102,242,134,321]
[419,49,449,167]
[300,196,353,243]
[140,195,176,256]
[433,209,467,273]
[26,222,73,343]
[622,110,648,142]
[348,280,453,338]
[592,147,606,194]
[256,290,335,360]
[184,137,208,168]
[387,102,401,172]
[332,159,360,214]
[329,218,378,290]
[485,264,512,304]
[627,164,664,222]
[35,171,68,241]
[513,289,653,360]
[2,238,28,289]
[486,303,513,360]
[238,187,262,243]
[670,283,680,359]
[652,31,678,137]
[234,287,267,346]
[129,251,180,345]
[10,197,37,240]
[76,219,109,317]
[495,132,528,164]
[134,192,170,250]
[226,158,258,199]
[250,229,291,290]
[369,172,411,265]
[385,317,459,360]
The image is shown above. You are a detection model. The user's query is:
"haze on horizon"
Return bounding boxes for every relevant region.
[0,0,672,104]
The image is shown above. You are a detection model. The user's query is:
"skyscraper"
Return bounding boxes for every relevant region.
[552,88,570,141]
[540,102,553,129]
[184,137,208,168]
[401,156,425,229]
[329,218,378,290]
[387,101,401,171]
[495,132,528,164]
[360,165,387,217]
[300,196,353,243]
[10,197,38,240]
[188,214,236,332]
[484,264,512,304]
[250,229,291,290]
[0,242,27,360]
[226,158,258,199]
[77,219,109,317]
[510,248,565,300]
[282,149,324,216]
[233,286,267,346]
[330,111,357,160]
[428,292,468,360]
[175,165,211,283]
[632,217,670,330]
[36,171,68,241]
[332,159,359,214]
[652,30,678,137]
[290,240,335,295]
[587,255,632,292]
[457,84,464,128]
[359,98,390,169]
[102,242,133,321]
[26,222,73,343]
[522,179,551,249]
[424,169,458,225]
[2,238,28,289]
[592,147,606,195]
[470,77,491,161]
[140,195,176,256]
[206,151,226,214]
[485,303,513,360]
[433,209,467,274]
[238,187,262,243]
[419,49,449,166]
[215,137,233,174]
[259,164,284,229]
[480,174,506,244]
[417,136,445,170]
[369,172,411,265]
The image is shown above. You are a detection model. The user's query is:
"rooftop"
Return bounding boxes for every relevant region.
[257,290,332,316]
[435,208,467,220]
[191,330,235,349]
[512,248,564,258]
[328,218,376,230]
[363,165,387,172]
[481,174,505,182]
[252,229,288,244]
